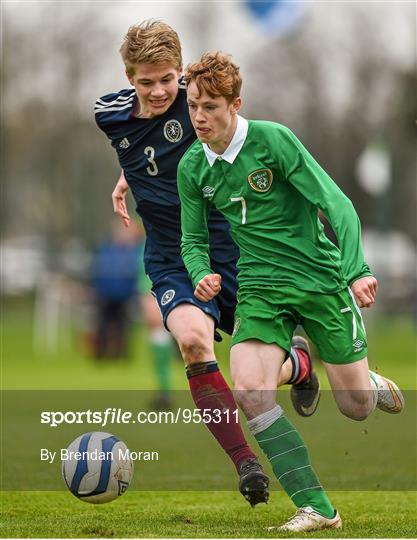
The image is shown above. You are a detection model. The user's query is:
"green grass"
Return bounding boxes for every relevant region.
[1,298,416,537]
[2,298,187,391]
[1,491,416,538]
[2,298,416,391]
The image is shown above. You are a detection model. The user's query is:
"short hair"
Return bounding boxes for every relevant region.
[184,52,242,102]
[120,20,182,75]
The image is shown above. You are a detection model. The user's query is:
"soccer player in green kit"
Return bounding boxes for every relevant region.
[178,52,404,532]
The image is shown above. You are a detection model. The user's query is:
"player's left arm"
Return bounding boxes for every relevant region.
[177,159,217,299]
[349,275,377,308]
[277,127,376,307]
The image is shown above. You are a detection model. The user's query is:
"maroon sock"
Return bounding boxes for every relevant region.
[187,362,256,471]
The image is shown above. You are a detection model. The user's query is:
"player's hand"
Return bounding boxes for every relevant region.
[351,276,378,308]
[194,274,222,302]
[112,170,130,228]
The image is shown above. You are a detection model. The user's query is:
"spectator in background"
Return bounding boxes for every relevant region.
[90,220,140,359]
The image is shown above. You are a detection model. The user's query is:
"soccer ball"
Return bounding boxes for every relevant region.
[62,432,134,504]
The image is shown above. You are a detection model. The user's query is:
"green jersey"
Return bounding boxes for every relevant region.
[178,117,371,293]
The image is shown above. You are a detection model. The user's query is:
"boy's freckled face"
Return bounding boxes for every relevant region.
[186,82,239,151]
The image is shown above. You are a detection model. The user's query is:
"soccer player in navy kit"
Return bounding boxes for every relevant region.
[95,20,318,505]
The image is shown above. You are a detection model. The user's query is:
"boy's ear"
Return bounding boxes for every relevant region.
[126,69,134,84]
[232,97,242,114]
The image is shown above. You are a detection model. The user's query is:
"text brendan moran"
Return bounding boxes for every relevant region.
[40,448,159,463]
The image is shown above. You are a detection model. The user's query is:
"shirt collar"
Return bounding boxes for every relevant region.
[202,115,248,167]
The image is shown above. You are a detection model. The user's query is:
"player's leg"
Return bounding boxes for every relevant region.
[167,302,269,504]
[95,298,112,358]
[152,271,269,505]
[141,293,173,409]
[214,260,320,416]
[322,357,375,420]
[323,357,404,419]
[287,336,321,417]
[113,299,130,358]
[230,291,340,531]
[167,303,215,363]
[138,262,173,407]
[230,339,339,530]
[302,287,404,420]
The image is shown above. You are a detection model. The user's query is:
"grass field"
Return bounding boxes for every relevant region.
[1,491,416,538]
[3,298,416,391]
[1,298,416,538]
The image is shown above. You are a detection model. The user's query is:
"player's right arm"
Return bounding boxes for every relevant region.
[177,158,216,299]
[112,170,131,228]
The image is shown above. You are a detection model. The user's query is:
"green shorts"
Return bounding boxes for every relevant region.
[231,286,367,365]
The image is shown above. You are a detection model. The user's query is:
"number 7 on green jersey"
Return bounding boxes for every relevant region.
[230,196,246,225]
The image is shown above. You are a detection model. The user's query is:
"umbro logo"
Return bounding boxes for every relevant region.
[353,339,364,352]
[202,186,215,198]
[119,137,130,149]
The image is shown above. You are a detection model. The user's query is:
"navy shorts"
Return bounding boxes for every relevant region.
[150,261,238,337]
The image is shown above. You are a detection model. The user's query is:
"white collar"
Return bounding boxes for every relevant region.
[202,115,248,167]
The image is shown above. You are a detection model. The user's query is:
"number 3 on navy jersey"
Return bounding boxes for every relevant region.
[144,146,158,176]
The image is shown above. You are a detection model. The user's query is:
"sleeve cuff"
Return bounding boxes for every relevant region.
[193,269,213,288]
[348,270,374,287]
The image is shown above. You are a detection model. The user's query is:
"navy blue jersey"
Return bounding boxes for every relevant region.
[95,83,239,279]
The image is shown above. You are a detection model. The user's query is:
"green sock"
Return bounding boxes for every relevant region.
[150,332,172,392]
[251,406,334,518]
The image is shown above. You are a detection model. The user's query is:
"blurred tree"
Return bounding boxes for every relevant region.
[2,2,414,256]
[244,2,415,242]
[386,70,416,243]
[2,4,119,265]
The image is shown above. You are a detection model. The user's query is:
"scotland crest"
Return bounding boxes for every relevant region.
[161,289,176,306]
[164,120,183,143]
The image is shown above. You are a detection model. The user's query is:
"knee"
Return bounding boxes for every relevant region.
[233,377,269,415]
[336,391,374,421]
[177,330,210,364]
[339,406,371,421]
[233,372,265,393]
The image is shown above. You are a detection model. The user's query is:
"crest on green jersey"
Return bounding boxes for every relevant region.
[248,169,273,192]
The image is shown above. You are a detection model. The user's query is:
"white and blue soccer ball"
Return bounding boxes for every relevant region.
[62,432,134,504]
